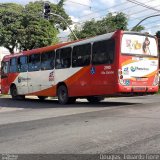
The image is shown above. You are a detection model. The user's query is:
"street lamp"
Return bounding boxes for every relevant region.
[131,14,160,31]
[43,2,78,40]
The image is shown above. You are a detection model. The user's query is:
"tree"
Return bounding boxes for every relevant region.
[70,19,101,39]
[131,25,145,32]
[70,12,128,40]
[101,12,128,32]
[0,3,24,53]
[70,12,144,40]
[18,1,58,51]
[0,0,72,53]
[18,14,58,51]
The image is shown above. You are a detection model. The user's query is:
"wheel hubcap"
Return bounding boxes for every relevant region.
[61,90,66,100]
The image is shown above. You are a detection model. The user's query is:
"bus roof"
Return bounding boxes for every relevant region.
[3,30,155,61]
[2,41,73,61]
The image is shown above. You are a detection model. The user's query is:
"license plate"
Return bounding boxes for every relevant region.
[133,87,146,92]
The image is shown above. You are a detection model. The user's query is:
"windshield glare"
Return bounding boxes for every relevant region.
[121,34,158,56]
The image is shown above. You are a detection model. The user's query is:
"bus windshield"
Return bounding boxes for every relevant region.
[121,34,158,57]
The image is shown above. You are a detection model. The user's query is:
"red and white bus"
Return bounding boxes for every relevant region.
[157,37,160,82]
[0,70,1,93]
[1,30,159,104]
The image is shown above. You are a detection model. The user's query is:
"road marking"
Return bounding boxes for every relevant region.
[0,107,24,113]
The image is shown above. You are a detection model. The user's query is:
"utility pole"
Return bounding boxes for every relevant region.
[43,2,78,40]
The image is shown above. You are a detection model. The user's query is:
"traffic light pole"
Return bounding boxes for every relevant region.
[131,14,160,31]
[49,13,78,40]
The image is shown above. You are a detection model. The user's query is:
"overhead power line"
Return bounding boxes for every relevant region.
[141,18,160,28]
[126,0,160,12]
[128,5,160,16]
[65,0,92,8]
[62,0,160,36]
[144,24,160,30]
[131,14,160,30]
[78,0,156,20]
[71,0,159,24]
[128,10,160,23]
[77,1,128,19]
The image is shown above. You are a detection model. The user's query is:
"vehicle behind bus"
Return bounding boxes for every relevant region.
[1,30,159,104]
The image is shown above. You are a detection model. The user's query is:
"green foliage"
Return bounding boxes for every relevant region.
[131,25,145,32]
[101,12,128,31]
[0,3,24,53]
[70,12,146,40]
[71,19,101,39]
[70,12,129,40]
[18,15,58,51]
[58,0,66,8]
[0,0,71,53]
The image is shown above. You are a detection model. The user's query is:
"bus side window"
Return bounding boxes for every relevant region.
[72,43,91,67]
[28,54,41,72]
[1,61,9,76]
[18,56,28,72]
[55,47,71,69]
[41,51,55,70]
[92,39,115,65]
[10,57,18,73]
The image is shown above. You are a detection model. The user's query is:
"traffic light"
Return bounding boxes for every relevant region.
[44,2,51,19]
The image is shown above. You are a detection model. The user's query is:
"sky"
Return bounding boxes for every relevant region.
[0,0,160,40]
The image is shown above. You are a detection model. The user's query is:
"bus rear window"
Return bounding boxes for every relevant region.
[121,34,158,56]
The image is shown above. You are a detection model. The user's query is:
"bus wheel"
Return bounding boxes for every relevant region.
[10,85,25,100]
[87,96,104,103]
[38,96,47,101]
[57,85,69,105]
[10,85,18,100]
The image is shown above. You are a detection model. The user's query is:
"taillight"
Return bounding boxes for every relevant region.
[153,71,159,86]
[119,75,123,79]
[118,69,122,75]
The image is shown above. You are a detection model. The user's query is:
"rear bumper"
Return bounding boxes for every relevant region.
[117,85,158,93]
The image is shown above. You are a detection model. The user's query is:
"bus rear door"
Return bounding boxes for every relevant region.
[91,38,116,95]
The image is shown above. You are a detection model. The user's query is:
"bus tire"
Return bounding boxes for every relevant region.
[87,96,104,103]
[10,85,25,100]
[38,96,47,101]
[57,85,69,105]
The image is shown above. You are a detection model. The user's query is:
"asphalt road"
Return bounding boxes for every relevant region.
[0,95,160,155]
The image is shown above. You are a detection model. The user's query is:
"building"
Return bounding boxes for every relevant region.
[0,47,10,67]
